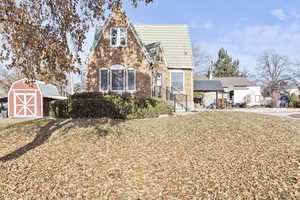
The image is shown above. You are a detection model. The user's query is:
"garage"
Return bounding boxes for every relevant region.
[7,79,66,118]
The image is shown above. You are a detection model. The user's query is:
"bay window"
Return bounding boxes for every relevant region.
[170,71,184,93]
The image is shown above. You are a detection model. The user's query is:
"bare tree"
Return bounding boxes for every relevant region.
[0,0,154,83]
[192,43,212,74]
[257,51,291,107]
[291,60,300,89]
[0,67,25,93]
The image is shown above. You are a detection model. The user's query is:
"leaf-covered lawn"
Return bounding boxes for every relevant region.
[0,112,299,199]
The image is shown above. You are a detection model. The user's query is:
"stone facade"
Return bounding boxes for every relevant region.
[86,8,153,98]
[86,5,194,110]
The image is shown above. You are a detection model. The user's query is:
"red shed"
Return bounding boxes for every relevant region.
[8,79,66,118]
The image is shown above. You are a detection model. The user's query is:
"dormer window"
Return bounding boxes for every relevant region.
[110,27,127,47]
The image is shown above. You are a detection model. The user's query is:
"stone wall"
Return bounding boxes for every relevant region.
[86,8,153,99]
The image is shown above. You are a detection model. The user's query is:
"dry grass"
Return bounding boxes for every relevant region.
[0,112,299,199]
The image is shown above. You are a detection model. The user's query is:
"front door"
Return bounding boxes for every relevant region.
[15,93,36,117]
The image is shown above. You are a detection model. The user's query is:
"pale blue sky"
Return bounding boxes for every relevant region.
[97,0,300,73]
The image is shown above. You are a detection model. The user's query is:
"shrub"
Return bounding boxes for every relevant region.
[50,100,70,118]
[289,93,298,108]
[50,93,172,119]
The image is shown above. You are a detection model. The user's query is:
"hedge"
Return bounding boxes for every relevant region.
[50,93,172,119]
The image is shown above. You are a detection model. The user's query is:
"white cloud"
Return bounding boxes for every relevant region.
[271,9,287,21]
[195,22,300,73]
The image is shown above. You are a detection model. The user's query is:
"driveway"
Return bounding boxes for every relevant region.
[232,108,300,120]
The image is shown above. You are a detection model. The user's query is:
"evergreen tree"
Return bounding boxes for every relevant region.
[213,48,241,77]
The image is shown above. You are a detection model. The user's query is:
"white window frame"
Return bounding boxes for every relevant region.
[111,65,125,92]
[110,27,127,47]
[99,68,109,93]
[156,72,163,87]
[255,95,261,103]
[127,68,136,92]
[170,70,185,94]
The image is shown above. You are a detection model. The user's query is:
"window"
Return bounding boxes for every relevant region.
[156,72,163,87]
[255,95,260,103]
[100,69,109,92]
[127,69,136,91]
[170,71,184,93]
[111,65,125,91]
[110,27,127,47]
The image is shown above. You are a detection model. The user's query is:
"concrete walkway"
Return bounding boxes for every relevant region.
[252,112,300,120]
[165,108,300,120]
[231,108,300,120]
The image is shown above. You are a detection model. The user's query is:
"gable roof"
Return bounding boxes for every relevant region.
[194,80,224,91]
[90,23,193,69]
[134,24,193,69]
[215,77,255,88]
[90,9,153,64]
[194,74,256,90]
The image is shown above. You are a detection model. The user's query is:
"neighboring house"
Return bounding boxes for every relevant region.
[217,77,263,106]
[194,74,263,106]
[194,80,224,108]
[277,84,300,107]
[287,85,300,99]
[7,79,66,118]
[0,87,5,98]
[86,3,194,111]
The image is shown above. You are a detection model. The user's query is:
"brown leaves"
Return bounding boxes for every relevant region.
[0,112,299,199]
[0,0,154,84]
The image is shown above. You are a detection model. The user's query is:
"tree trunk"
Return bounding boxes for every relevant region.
[271,91,278,108]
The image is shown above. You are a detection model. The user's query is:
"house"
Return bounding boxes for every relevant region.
[6,79,66,118]
[287,85,300,99]
[86,2,194,111]
[216,77,263,106]
[194,74,263,107]
[277,84,300,107]
[194,80,224,108]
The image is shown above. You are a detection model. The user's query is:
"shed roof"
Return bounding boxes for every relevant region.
[194,80,224,91]
[9,79,66,100]
[36,81,66,99]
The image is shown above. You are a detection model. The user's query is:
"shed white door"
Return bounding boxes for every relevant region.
[15,93,36,117]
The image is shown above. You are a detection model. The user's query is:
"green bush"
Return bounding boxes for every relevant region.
[50,93,172,119]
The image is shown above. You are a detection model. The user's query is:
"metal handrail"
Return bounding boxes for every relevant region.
[153,86,189,112]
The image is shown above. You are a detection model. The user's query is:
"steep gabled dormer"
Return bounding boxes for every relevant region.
[86,3,155,98]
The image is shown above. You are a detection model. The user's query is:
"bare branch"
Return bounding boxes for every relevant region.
[256,50,292,107]
[0,0,155,83]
